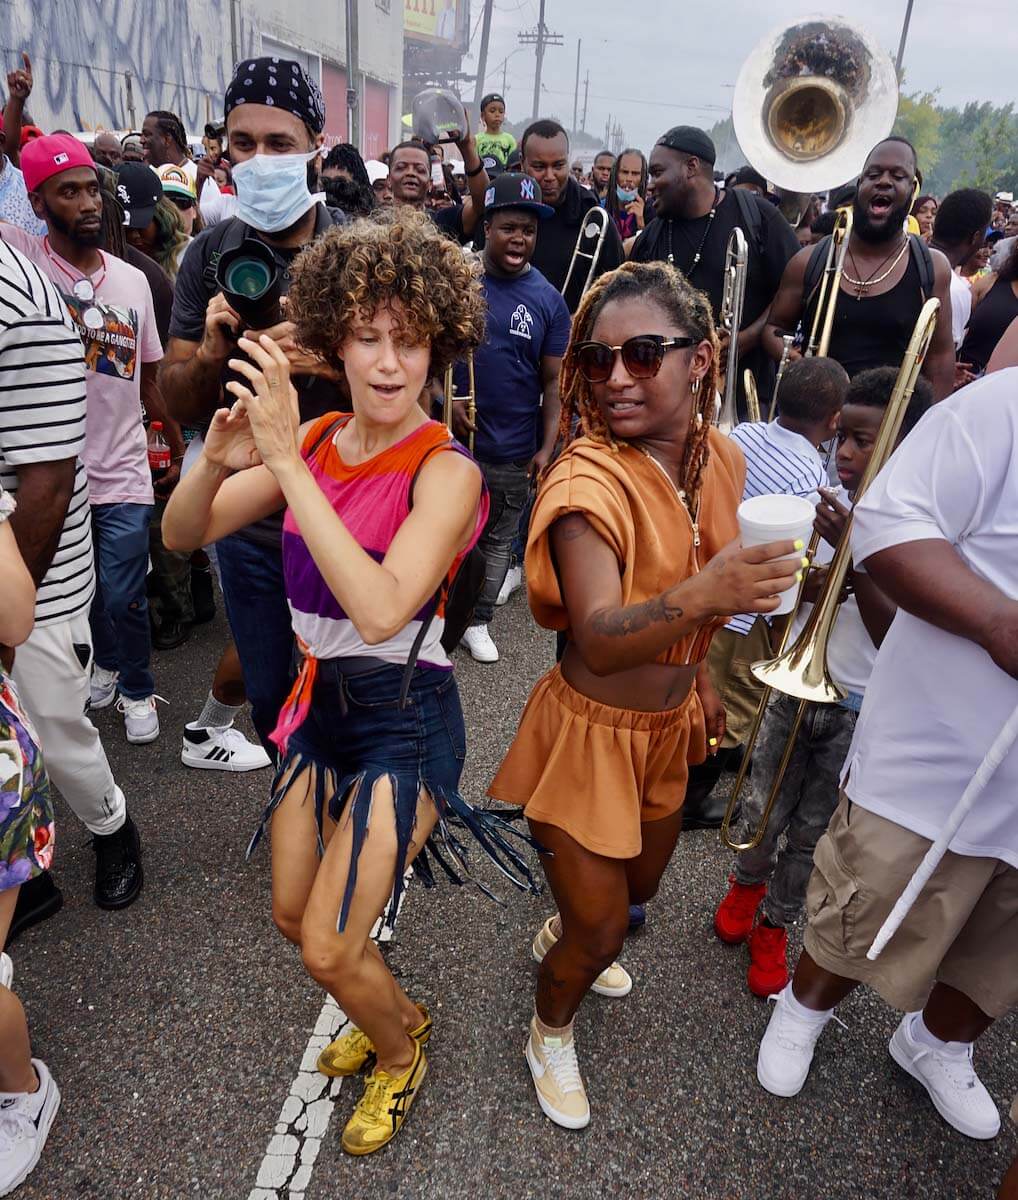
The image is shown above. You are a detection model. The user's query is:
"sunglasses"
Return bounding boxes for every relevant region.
[573,335,696,384]
[71,279,104,331]
[168,194,195,212]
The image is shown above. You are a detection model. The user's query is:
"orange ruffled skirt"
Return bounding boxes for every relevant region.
[489,665,706,859]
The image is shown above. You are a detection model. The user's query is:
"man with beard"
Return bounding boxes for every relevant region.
[762,139,955,399]
[590,150,614,203]
[516,120,624,313]
[631,126,799,414]
[160,57,349,754]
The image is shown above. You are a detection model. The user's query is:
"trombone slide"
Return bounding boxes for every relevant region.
[561,206,610,311]
[443,353,476,454]
[716,228,748,433]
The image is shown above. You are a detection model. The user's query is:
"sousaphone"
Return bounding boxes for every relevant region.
[733,16,899,204]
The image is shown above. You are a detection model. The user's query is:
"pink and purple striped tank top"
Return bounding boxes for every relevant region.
[282,412,489,671]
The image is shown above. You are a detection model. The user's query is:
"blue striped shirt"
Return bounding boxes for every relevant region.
[725,421,825,636]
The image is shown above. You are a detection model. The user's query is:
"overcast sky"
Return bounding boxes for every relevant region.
[461,0,1012,157]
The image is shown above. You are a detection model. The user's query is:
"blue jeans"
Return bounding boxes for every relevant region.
[90,502,154,699]
[215,533,294,754]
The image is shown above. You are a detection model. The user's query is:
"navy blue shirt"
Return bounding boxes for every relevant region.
[456,265,571,464]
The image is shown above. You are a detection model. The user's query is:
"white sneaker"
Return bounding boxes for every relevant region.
[495,564,523,607]
[0,953,11,990]
[889,1013,1001,1140]
[0,1058,60,1197]
[181,724,272,772]
[756,984,830,1097]
[525,1021,590,1129]
[532,917,633,998]
[462,624,499,663]
[89,665,119,710]
[115,695,162,745]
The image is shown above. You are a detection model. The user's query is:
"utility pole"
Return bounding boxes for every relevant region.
[502,59,508,95]
[473,0,495,120]
[124,70,136,131]
[895,0,915,76]
[571,38,581,134]
[581,70,589,132]
[345,0,360,147]
[518,0,563,121]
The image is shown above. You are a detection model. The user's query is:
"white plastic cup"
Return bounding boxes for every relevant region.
[737,493,815,615]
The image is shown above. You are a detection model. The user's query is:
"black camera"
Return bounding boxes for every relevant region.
[215,239,283,332]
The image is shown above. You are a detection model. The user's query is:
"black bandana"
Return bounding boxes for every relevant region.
[225,57,326,134]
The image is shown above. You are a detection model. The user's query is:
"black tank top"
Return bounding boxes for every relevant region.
[806,254,923,377]
[960,276,1018,371]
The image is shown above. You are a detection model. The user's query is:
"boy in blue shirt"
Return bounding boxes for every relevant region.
[452,173,571,663]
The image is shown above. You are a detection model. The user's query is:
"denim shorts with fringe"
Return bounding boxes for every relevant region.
[247,658,540,931]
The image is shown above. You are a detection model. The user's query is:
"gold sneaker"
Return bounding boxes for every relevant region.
[532,917,633,997]
[341,1041,427,1156]
[525,1019,590,1129]
[318,1004,432,1077]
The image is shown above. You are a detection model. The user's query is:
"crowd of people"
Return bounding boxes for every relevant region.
[0,44,1015,1197]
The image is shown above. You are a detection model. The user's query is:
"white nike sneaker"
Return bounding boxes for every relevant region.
[756,983,831,1097]
[462,624,499,663]
[889,1013,1001,1140]
[89,665,119,710]
[0,952,11,991]
[115,695,162,745]
[0,1058,60,1197]
[525,1020,590,1129]
[495,564,523,607]
[181,724,272,772]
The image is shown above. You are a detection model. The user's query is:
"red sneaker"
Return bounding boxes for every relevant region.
[713,875,767,944]
[747,919,789,998]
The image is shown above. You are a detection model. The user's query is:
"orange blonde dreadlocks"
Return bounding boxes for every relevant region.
[555,261,720,508]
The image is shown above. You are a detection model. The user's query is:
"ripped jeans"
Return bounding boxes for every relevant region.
[733,692,858,927]
[90,501,155,699]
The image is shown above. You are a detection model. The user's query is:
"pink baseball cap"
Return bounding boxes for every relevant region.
[21,133,95,192]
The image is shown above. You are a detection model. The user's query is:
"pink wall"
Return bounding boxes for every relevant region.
[322,61,390,157]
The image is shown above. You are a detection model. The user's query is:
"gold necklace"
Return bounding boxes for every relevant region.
[842,238,910,297]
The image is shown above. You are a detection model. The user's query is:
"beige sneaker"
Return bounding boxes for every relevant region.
[532,917,633,997]
[525,1020,590,1129]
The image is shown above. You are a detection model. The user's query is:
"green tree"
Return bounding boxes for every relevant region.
[892,91,942,183]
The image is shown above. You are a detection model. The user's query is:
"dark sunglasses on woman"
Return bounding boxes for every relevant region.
[574,335,696,384]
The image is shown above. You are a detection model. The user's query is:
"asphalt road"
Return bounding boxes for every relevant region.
[10,595,1017,1200]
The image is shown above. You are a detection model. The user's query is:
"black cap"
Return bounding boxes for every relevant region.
[480,93,505,110]
[656,125,716,165]
[483,172,554,218]
[733,165,768,190]
[114,162,162,228]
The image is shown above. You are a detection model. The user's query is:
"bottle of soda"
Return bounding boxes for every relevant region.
[147,421,171,481]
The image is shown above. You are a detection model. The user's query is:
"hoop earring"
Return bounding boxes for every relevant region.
[691,376,701,396]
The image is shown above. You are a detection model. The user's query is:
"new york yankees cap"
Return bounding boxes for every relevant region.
[483,171,554,218]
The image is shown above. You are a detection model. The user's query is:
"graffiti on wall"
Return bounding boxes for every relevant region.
[4,0,256,132]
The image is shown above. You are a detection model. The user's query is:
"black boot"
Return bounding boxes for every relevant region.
[92,814,143,910]
[4,872,63,948]
[682,750,743,831]
[152,618,191,651]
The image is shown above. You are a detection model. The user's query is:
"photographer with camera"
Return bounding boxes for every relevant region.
[160,57,349,753]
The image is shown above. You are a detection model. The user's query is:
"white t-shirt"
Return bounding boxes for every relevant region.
[787,485,877,698]
[842,372,1018,866]
[949,269,972,351]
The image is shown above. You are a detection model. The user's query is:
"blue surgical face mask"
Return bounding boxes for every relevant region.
[616,185,639,204]
[232,148,321,233]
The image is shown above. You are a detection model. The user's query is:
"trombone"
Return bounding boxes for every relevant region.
[443,353,476,454]
[743,369,761,423]
[561,205,610,312]
[716,228,748,433]
[805,207,852,359]
[768,334,795,421]
[720,299,941,851]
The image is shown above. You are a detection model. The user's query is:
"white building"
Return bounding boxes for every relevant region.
[6,0,404,157]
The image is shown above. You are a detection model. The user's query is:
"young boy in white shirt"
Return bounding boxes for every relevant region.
[756,368,1018,1144]
[715,368,933,999]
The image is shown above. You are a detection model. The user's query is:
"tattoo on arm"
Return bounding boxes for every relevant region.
[590,588,685,638]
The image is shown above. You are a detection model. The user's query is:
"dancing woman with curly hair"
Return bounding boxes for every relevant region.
[489,261,803,1128]
[164,210,538,1155]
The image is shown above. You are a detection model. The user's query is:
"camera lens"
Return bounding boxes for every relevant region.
[224,258,273,299]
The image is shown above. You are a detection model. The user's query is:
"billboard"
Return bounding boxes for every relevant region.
[405,0,463,46]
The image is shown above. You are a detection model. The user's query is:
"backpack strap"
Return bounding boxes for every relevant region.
[731,187,765,257]
[398,438,457,709]
[909,233,935,299]
[801,235,831,312]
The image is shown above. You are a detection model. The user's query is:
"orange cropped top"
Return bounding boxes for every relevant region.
[525,429,746,665]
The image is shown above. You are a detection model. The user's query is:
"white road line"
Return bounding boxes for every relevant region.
[247,877,409,1200]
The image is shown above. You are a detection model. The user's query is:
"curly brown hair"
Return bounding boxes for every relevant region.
[557,260,719,505]
[286,207,486,377]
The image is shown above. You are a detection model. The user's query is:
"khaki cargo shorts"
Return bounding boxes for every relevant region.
[804,793,1018,1018]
